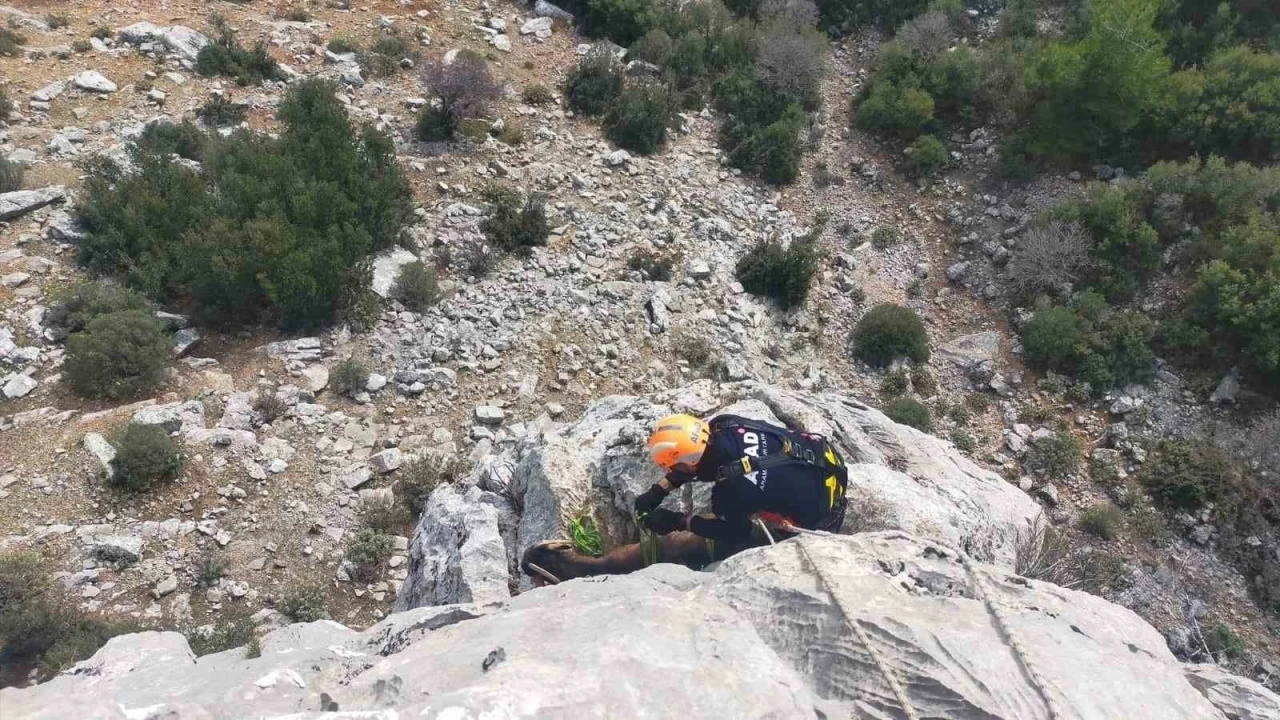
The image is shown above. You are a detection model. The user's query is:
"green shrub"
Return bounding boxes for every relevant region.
[46,13,70,29]
[480,185,550,253]
[278,585,328,622]
[754,17,828,109]
[0,158,22,193]
[905,134,948,177]
[854,75,934,139]
[186,614,257,657]
[72,39,92,53]
[253,388,286,424]
[390,261,439,312]
[585,0,659,46]
[196,94,248,126]
[276,4,311,22]
[631,28,674,65]
[815,0,929,33]
[197,15,282,85]
[673,328,722,376]
[1078,504,1122,540]
[871,226,900,248]
[1206,623,1246,660]
[0,553,141,679]
[77,78,412,329]
[331,358,369,398]
[605,82,670,154]
[910,366,936,396]
[1141,440,1236,512]
[347,527,394,581]
[0,88,11,122]
[566,46,625,117]
[949,430,977,453]
[136,120,207,161]
[91,26,112,40]
[50,284,151,333]
[0,27,25,57]
[497,121,525,145]
[883,398,933,432]
[1021,293,1155,391]
[64,311,170,400]
[395,455,465,510]
[1160,47,1280,163]
[360,494,411,534]
[881,369,910,397]
[522,83,555,105]
[415,106,452,142]
[327,37,359,54]
[1051,184,1160,300]
[110,423,184,492]
[359,34,412,78]
[1024,430,1082,477]
[852,304,930,367]
[193,552,226,589]
[735,237,818,310]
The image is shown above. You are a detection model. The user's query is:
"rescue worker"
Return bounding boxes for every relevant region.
[521,413,848,582]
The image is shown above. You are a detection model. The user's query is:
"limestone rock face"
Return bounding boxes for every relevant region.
[505,383,1043,572]
[5,533,1275,720]
[394,484,513,609]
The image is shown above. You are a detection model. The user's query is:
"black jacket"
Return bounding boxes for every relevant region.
[668,415,845,544]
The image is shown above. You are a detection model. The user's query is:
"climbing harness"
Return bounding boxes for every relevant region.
[767,524,1064,720]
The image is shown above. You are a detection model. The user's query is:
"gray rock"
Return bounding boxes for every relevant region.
[343,464,372,490]
[395,484,513,609]
[45,210,87,243]
[1109,395,1143,415]
[152,575,178,599]
[491,34,512,52]
[606,149,631,166]
[520,16,555,38]
[302,365,329,393]
[171,327,200,357]
[2,373,37,399]
[5,533,1265,720]
[366,373,387,392]
[937,330,1001,369]
[370,448,402,474]
[72,71,118,93]
[83,432,116,478]
[91,535,144,564]
[217,392,255,431]
[534,0,575,20]
[0,186,67,222]
[1210,368,1241,404]
[1185,664,1280,720]
[134,401,206,435]
[474,405,506,425]
[1034,484,1060,506]
[371,247,417,298]
[687,258,712,279]
[117,23,210,63]
[31,81,65,103]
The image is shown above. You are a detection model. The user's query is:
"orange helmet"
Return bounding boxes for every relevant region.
[648,414,709,472]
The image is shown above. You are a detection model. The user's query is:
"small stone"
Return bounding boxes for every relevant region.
[474,405,506,425]
[1033,484,1059,506]
[73,71,118,93]
[545,402,565,418]
[369,448,402,474]
[152,575,178,599]
[491,34,512,52]
[366,373,387,392]
[303,365,330,393]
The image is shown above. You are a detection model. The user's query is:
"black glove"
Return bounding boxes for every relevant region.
[634,483,669,515]
[665,468,695,489]
[642,508,687,535]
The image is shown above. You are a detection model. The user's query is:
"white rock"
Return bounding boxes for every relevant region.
[394,484,513,608]
[520,17,554,37]
[491,34,512,52]
[369,448,402,474]
[83,433,117,478]
[0,186,67,222]
[370,247,418,298]
[302,365,329,393]
[2,373,37,399]
[473,405,506,425]
[73,71,118,93]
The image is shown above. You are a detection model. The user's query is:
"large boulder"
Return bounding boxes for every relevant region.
[394,484,513,609]
[4,533,1275,719]
[117,22,210,63]
[0,186,66,222]
[505,382,1043,572]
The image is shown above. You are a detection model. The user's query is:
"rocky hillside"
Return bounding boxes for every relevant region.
[4,0,1280,703]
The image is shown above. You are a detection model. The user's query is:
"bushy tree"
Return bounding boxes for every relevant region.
[1051,183,1161,300]
[76,79,413,329]
[567,46,625,117]
[391,261,439,312]
[882,397,933,431]
[421,52,501,139]
[196,15,282,85]
[480,185,551,253]
[0,158,23,193]
[49,283,152,333]
[605,82,671,154]
[64,311,170,399]
[735,237,819,309]
[632,28,675,65]
[1005,220,1093,298]
[1160,46,1280,163]
[852,304,930,367]
[586,0,660,45]
[1022,293,1155,391]
[754,17,827,109]
[1022,0,1171,163]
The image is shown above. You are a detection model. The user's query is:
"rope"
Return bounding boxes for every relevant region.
[785,527,1064,720]
[790,532,921,720]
